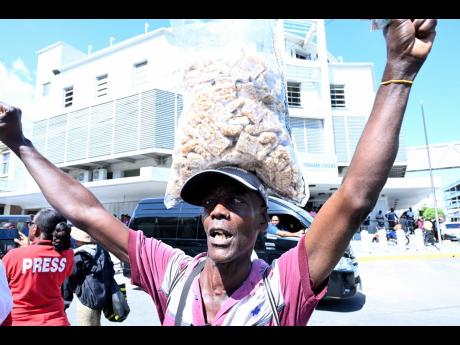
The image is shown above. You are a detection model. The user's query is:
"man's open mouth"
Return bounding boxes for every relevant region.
[209,229,234,240]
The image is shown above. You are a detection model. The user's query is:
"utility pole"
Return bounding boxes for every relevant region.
[420,100,442,242]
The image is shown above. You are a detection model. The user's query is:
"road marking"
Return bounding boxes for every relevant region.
[357,252,460,262]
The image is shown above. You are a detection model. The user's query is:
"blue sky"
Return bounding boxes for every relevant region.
[0,19,458,148]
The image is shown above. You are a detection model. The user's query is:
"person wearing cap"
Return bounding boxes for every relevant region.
[0,19,437,325]
[62,227,115,326]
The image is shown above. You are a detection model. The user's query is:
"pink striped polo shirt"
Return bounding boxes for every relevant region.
[128,229,327,326]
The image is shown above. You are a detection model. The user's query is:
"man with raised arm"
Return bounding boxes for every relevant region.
[0,19,437,325]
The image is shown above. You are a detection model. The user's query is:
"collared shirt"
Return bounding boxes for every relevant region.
[2,240,73,326]
[0,259,12,323]
[128,229,327,326]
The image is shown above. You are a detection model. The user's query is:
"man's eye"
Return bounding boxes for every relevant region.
[230,197,245,205]
[203,198,216,208]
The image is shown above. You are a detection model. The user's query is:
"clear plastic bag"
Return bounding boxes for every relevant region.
[165,19,309,208]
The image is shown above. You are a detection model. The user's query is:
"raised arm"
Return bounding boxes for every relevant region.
[0,104,129,262]
[304,19,437,290]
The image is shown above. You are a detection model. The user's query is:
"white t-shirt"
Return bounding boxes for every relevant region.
[0,259,13,323]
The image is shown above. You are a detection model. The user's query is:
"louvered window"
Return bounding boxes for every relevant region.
[67,109,89,161]
[332,116,348,161]
[139,90,156,150]
[333,116,365,163]
[32,120,47,155]
[31,88,184,163]
[290,117,324,154]
[133,60,148,89]
[96,74,108,98]
[330,84,345,108]
[287,82,301,107]
[47,114,67,164]
[1,152,9,175]
[154,90,176,149]
[114,95,138,153]
[286,65,321,83]
[64,86,74,108]
[88,102,113,158]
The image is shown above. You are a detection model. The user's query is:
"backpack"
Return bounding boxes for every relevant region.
[73,244,115,310]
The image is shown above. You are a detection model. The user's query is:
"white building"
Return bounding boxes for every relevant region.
[444,180,460,222]
[0,19,436,220]
[406,141,460,221]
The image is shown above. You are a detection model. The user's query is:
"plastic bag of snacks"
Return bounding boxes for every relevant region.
[165,19,309,208]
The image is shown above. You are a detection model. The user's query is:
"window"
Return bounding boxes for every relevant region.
[287,82,301,107]
[295,50,311,60]
[123,169,140,178]
[42,82,50,97]
[64,86,74,108]
[330,84,345,108]
[176,217,199,239]
[290,118,324,154]
[155,216,179,238]
[133,60,148,89]
[95,74,108,98]
[1,152,10,175]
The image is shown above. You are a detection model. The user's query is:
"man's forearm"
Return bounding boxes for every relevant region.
[12,138,129,261]
[342,67,413,214]
[14,139,104,228]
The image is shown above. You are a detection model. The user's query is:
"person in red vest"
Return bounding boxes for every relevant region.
[1,208,73,326]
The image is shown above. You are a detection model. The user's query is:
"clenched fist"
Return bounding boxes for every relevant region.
[0,101,27,151]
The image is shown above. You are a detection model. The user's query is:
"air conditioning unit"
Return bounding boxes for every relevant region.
[76,171,91,183]
[93,168,108,181]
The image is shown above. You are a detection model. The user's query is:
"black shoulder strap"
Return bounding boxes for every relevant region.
[175,259,206,326]
[263,266,280,326]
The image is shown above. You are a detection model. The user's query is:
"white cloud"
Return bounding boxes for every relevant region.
[0,60,36,135]
[12,58,33,82]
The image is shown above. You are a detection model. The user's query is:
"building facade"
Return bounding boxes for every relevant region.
[0,19,436,219]
[444,180,460,223]
[406,141,460,222]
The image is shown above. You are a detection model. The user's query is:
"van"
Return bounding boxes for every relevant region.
[123,197,361,299]
[0,214,32,258]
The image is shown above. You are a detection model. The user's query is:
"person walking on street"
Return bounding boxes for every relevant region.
[0,19,437,325]
[1,208,73,326]
[375,210,385,229]
[62,227,115,326]
[385,208,398,229]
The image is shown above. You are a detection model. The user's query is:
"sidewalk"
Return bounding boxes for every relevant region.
[350,238,460,262]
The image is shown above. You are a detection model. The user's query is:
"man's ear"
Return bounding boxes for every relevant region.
[30,226,40,239]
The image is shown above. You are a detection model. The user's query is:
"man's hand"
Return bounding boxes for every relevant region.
[14,231,30,247]
[383,19,437,80]
[0,102,26,151]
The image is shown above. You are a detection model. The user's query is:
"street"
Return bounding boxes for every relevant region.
[66,250,460,326]
[309,257,460,326]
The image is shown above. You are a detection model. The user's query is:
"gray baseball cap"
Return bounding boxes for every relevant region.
[180,166,268,207]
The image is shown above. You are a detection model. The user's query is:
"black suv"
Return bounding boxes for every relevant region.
[122,196,361,299]
[0,215,32,258]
